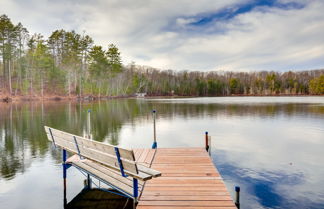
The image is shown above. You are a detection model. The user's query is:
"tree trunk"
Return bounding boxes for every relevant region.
[67,72,71,96]
[30,71,33,96]
[41,72,44,97]
[8,58,12,95]
[74,69,77,93]
[98,82,101,98]
[79,74,82,98]
[2,40,6,80]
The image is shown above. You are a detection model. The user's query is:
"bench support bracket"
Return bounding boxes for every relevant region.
[49,128,56,148]
[73,136,83,159]
[114,147,127,177]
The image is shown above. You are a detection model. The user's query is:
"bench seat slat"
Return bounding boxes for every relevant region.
[45,126,158,181]
[45,130,138,173]
[45,132,152,181]
[67,155,145,188]
[71,158,134,195]
[45,126,135,161]
[137,164,161,178]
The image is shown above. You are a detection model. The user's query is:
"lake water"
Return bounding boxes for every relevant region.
[0,96,323,209]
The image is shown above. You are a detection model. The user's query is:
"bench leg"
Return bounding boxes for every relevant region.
[133,178,138,208]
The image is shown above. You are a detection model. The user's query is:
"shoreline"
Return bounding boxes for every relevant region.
[1,93,323,103]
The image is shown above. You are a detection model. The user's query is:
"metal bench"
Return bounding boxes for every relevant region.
[44,126,161,207]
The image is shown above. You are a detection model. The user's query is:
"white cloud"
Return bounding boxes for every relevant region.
[1,0,323,71]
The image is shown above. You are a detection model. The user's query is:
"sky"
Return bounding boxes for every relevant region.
[1,0,324,72]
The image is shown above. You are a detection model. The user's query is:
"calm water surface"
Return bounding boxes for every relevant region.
[0,97,323,209]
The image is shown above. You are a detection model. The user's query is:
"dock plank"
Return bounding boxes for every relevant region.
[138,207,237,209]
[138,148,235,209]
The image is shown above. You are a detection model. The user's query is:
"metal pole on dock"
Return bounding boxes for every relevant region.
[86,109,93,188]
[205,131,209,152]
[133,178,138,209]
[63,149,67,207]
[235,186,240,209]
[152,110,157,149]
[87,109,91,140]
[208,135,211,156]
[87,174,92,189]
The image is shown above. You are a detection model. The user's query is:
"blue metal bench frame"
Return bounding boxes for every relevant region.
[46,123,160,207]
[62,146,139,203]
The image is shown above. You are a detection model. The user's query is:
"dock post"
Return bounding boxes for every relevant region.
[87,109,91,140]
[133,178,138,209]
[208,135,211,156]
[205,131,209,152]
[63,149,67,207]
[86,110,93,188]
[152,110,157,149]
[235,186,240,209]
[87,174,92,189]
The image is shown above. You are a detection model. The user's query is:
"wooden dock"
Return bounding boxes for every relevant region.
[45,125,236,209]
[134,148,236,209]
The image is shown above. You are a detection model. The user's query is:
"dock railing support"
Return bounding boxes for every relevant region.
[87,174,92,189]
[63,149,67,207]
[133,178,138,209]
[87,109,91,140]
[235,186,240,209]
[208,135,211,156]
[205,131,209,152]
[152,110,157,149]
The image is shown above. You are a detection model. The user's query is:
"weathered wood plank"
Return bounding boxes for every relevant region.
[72,159,134,195]
[140,195,232,201]
[159,173,219,177]
[153,157,212,164]
[144,149,156,165]
[135,148,145,161]
[67,155,144,188]
[147,179,224,184]
[137,207,237,209]
[137,164,161,178]
[138,200,235,206]
[46,133,141,176]
[147,176,222,180]
[45,127,161,181]
[138,148,235,209]
[138,148,150,163]
[141,191,230,196]
[66,150,159,198]
[45,129,138,173]
[45,126,134,160]
[143,186,229,191]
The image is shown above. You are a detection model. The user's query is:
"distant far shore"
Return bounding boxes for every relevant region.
[1,93,323,103]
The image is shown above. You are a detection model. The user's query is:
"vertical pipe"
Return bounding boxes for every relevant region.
[87,109,91,140]
[63,150,67,177]
[205,131,209,152]
[208,136,211,156]
[152,110,157,149]
[133,178,138,209]
[63,149,67,207]
[235,186,240,209]
[87,174,92,189]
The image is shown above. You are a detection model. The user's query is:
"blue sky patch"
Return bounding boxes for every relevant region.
[182,0,305,28]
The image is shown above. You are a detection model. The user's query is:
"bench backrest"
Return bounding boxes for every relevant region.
[44,126,138,176]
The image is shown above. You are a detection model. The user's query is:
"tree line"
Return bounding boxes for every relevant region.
[0,14,323,99]
[0,14,122,98]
